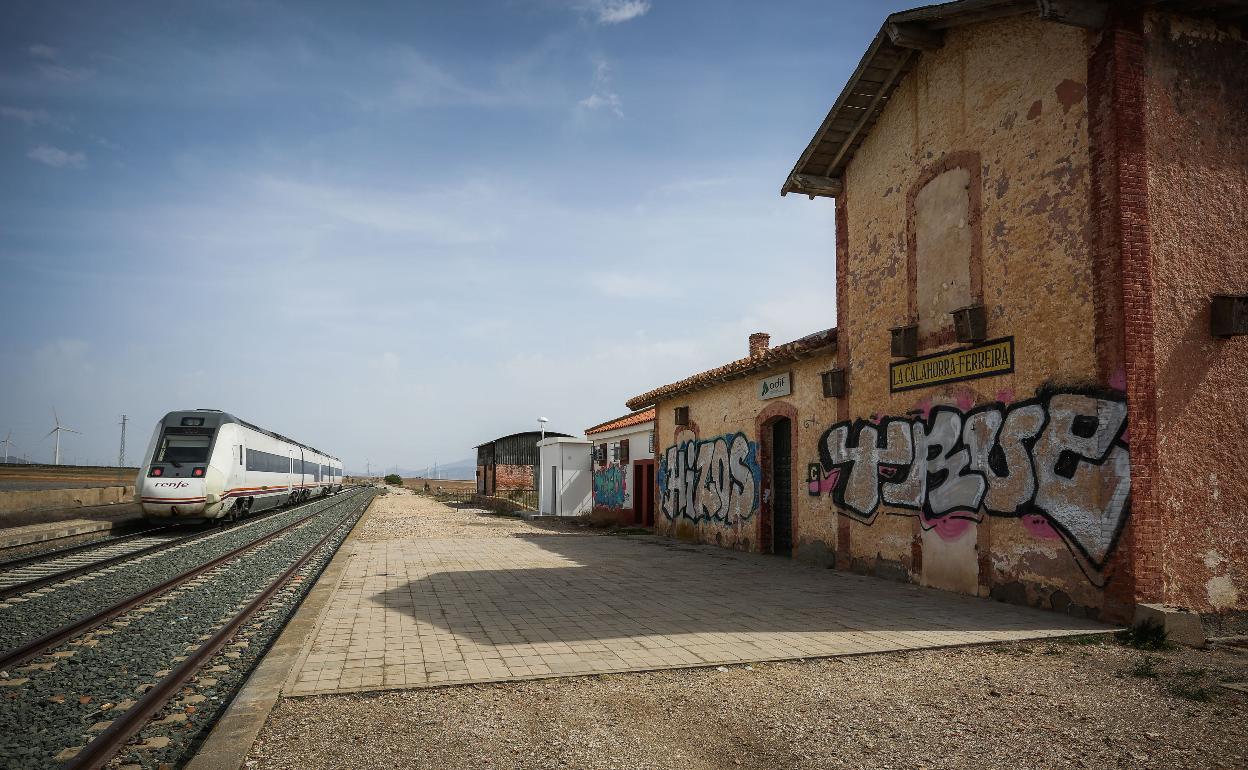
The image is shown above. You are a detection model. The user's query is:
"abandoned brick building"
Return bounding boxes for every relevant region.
[628,0,1247,625]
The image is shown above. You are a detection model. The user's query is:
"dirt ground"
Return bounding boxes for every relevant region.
[247,493,1248,770]
[355,487,583,541]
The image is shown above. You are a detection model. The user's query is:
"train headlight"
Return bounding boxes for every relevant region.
[149,467,163,477]
[192,467,205,478]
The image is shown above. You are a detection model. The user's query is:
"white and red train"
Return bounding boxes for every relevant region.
[137,409,343,520]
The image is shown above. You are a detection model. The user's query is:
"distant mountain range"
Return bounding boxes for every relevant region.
[346,457,476,480]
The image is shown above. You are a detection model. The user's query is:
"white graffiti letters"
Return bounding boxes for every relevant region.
[660,433,760,524]
[816,390,1131,566]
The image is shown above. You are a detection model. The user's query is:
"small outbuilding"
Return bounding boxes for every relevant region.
[475,430,571,497]
[536,437,592,517]
[585,408,657,526]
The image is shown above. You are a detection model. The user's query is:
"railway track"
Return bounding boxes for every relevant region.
[0,486,376,770]
[0,527,201,599]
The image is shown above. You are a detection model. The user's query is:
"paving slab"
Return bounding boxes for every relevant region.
[283,532,1113,696]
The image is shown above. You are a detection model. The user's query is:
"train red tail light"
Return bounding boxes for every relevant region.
[192,467,205,478]
[149,467,163,477]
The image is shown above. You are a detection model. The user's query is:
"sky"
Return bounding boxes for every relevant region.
[0,0,909,474]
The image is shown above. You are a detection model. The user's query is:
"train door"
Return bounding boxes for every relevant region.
[288,449,296,497]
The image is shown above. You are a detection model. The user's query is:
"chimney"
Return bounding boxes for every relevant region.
[749,332,771,358]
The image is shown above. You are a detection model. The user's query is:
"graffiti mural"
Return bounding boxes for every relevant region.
[659,433,760,524]
[593,464,628,509]
[813,389,1130,567]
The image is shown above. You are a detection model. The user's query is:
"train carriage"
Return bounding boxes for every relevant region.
[137,409,342,520]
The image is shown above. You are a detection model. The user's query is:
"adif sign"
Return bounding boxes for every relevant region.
[759,372,791,400]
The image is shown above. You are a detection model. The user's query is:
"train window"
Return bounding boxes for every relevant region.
[157,434,211,464]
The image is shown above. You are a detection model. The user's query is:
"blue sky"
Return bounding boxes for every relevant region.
[0,1,905,473]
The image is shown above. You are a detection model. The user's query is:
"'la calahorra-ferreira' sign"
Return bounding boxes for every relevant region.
[759,372,791,400]
[889,337,1014,392]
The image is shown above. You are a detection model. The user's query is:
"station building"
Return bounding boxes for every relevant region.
[626,332,837,555]
[630,0,1247,625]
[585,408,657,526]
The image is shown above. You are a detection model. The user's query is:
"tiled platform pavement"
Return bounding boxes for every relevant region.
[284,531,1112,696]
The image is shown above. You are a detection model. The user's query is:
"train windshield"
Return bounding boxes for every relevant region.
[155,434,212,465]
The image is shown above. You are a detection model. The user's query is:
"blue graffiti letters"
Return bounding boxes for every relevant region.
[659,433,760,524]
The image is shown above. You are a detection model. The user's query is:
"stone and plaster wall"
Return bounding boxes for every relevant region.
[1141,13,1248,618]
[831,15,1122,617]
[654,354,838,561]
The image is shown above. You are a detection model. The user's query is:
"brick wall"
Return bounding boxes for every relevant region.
[494,463,535,491]
[1142,12,1248,619]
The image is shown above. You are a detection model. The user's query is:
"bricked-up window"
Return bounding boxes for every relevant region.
[674,406,690,426]
[914,167,973,339]
[619,438,629,465]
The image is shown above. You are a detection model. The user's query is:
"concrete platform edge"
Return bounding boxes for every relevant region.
[183,494,377,770]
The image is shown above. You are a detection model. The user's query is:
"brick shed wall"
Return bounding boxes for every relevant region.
[494,463,536,491]
[654,354,837,561]
[1142,13,1248,617]
[835,15,1126,617]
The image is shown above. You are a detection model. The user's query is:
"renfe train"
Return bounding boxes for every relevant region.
[137,409,343,521]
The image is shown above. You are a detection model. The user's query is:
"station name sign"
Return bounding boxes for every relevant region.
[889,337,1014,393]
[758,371,791,400]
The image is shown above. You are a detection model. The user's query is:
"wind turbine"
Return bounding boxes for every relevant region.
[46,409,81,466]
[0,431,15,464]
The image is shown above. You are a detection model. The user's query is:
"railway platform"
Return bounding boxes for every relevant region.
[185,488,1116,769]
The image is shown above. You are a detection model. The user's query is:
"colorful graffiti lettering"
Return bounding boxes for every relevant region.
[814,388,1130,568]
[593,464,628,509]
[659,433,760,524]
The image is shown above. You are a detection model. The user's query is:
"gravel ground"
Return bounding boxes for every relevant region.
[356,489,583,541]
[249,638,1247,770]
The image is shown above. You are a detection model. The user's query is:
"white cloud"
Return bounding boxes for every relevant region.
[0,106,53,126]
[587,1,651,24]
[588,271,680,300]
[577,91,623,116]
[577,59,624,117]
[28,44,58,60]
[37,63,95,82]
[27,144,86,169]
[368,351,401,372]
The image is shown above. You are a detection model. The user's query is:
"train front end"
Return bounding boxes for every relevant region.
[137,411,228,519]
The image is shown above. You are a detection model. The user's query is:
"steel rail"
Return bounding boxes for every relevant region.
[0,530,208,601]
[0,504,300,601]
[0,524,177,573]
[0,490,363,672]
[62,494,369,770]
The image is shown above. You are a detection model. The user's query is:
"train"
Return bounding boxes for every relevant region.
[137,409,343,521]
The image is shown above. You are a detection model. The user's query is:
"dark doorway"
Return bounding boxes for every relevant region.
[633,460,656,526]
[771,418,793,556]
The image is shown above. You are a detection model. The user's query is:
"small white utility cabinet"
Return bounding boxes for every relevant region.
[536,437,591,517]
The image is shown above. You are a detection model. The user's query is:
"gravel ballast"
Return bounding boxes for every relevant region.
[0,497,346,651]
[0,489,375,770]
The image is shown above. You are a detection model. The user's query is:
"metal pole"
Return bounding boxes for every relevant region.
[118,414,128,467]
